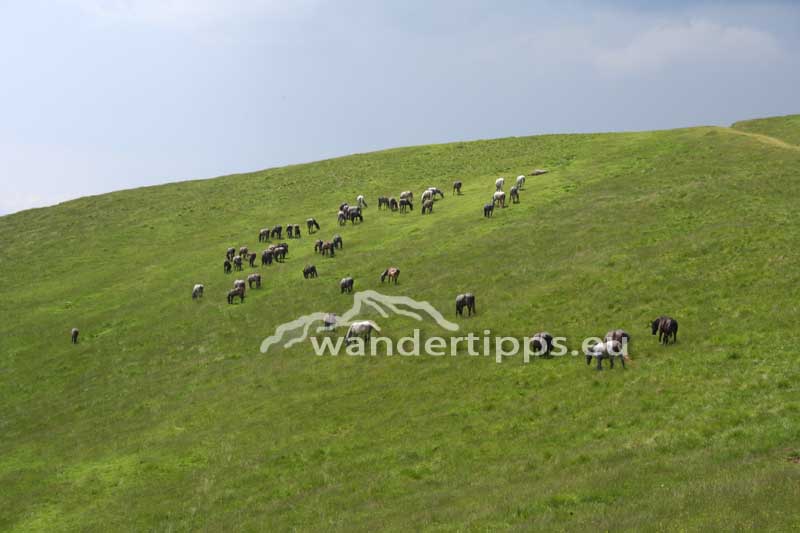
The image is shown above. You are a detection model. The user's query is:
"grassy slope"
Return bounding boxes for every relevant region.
[1,120,800,531]
[733,114,800,147]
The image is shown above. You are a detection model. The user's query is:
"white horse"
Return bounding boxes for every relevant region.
[421,189,433,203]
[495,177,505,191]
[585,340,626,370]
[192,284,204,299]
[400,190,413,202]
[345,320,375,344]
[357,195,368,208]
[492,190,506,208]
[516,175,525,189]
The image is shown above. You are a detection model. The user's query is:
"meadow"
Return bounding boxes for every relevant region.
[1,116,799,531]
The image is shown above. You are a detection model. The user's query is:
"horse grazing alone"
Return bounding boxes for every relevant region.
[378,196,390,210]
[530,332,553,357]
[453,181,462,195]
[381,267,400,284]
[227,287,245,304]
[303,265,318,279]
[192,284,204,299]
[586,340,625,370]
[483,203,494,218]
[340,276,354,294]
[399,199,413,213]
[71,328,79,344]
[389,197,399,211]
[224,259,232,274]
[307,218,320,234]
[421,199,434,214]
[233,256,243,271]
[345,320,374,344]
[456,293,476,317]
[226,247,236,260]
[247,273,261,289]
[516,175,525,189]
[357,195,368,208]
[495,177,505,191]
[651,316,678,344]
[332,234,343,249]
[493,191,506,208]
[509,186,520,204]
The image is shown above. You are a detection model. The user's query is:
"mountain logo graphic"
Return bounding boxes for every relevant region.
[260,290,460,353]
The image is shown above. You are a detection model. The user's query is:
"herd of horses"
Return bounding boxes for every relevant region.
[71,168,678,369]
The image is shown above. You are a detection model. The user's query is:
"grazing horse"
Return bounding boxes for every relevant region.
[357,195,368,208]
[226,247,236,260]
[337,211,347,226]
[227,287,245,304]
[286,225,294,238]
[248,253,257,267]
[303,265,318,278]
[495,177,505,191]
[320,242,335,257]
[378,196,390,210]
[493,191,506,208]
[347,206,363,224]
[652,316,678,344]
[261,250,273,266]
[332,234,343,249]
[456,293,476,316]
[399,199,413,213]
[293,224,302,238]
[307,218,320,234]
[314,239,324,253]
[258,228,270,242]
[323,313,338,331]
[233,256,243,271]
[224,259,232,274]
[270,225,283,239]
[233,279,247,295]
[421,189,433,204]
[248,273,262,289]
[71,328,79,344]
[530,332,554,357]
[429,187,445,199]
[400,191,413,202]
[273,245,287,262]
[421,199,434,214]
[605,329,631,346]
[586,340,625,370]
[516,175,526,189]
[239,246,249,258]
[192,284,204,299]
[345,320,375,344]
[389,197,399,211]
[380,267,400,284]
[453,181,462,195]
[340,276,354,293]
[483,203,494,218]
[509,186,520,204]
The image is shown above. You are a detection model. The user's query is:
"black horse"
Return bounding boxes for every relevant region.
[227,287,245,304]
[453,181,462,195]
[224,259,232,274]
[456,293,476,316]
[332,234,343,249]
[307,218,320,234]
[303,265,318,278]
[483,203,494,218]
[340,276,354,293]
[652,316,678,344]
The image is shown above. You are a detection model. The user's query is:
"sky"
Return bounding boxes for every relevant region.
[0,0,798,214]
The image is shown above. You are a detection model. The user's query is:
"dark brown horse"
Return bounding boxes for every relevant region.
[248,253,257,267]
[227,287,245,304]
[224,259,232,274]
[320,241,335,257]
[314,239,324,253]
[303,265,318,278]
[456,293,476,316]
[530,332,554,357]
[340,276,354,293]
[332,234,343,249]
[378,196,390,209]
[453,181,462,195]
[261,250,273,266]
[389,197,399,211]
[248,273,262,288]
[651,316,678,344]
[483,203,494,218]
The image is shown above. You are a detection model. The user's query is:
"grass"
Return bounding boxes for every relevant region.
[733,114,800,147]
[1,116,800,531]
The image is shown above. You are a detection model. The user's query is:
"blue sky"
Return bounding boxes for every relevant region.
[1,0,798,214]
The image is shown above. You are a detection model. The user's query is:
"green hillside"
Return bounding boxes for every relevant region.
[733,114,800,147]
[2,118,800,531]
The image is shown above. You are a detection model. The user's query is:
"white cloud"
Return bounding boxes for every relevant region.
[593,19,783,73]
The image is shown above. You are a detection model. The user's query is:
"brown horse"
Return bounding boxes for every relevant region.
[380,267,400,284]
[227,287,245,304]
[321,242,335,257]
[651,316,678,344]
